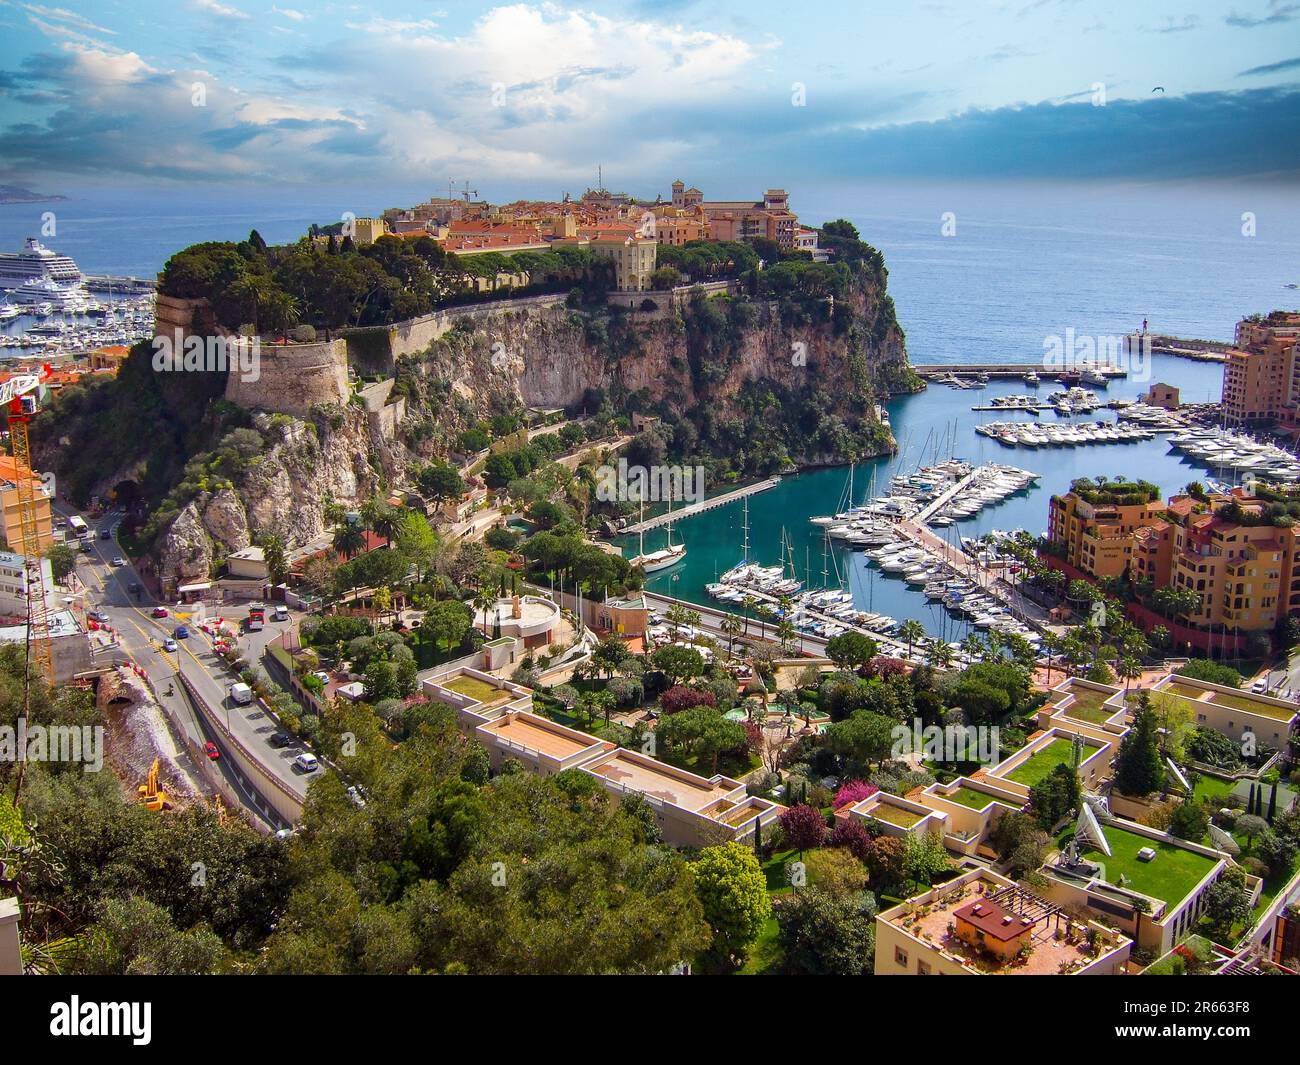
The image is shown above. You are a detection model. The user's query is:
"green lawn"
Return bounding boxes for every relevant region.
[737,915,782,975]
[1206,691,1297,721]
[1072,824,1220,908]
[1192,774,1238,806]
[1005,738,1084,787]
[867,804,924,828]
[941,786,1004,810]
[441,675,505,703]
[761,849,798,896]
[1061,703,1116,725]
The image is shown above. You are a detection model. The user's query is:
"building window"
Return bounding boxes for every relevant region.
[917,960,931,975]
[895,946,908,967]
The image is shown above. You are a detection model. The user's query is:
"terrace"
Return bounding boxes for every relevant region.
[1062,821,1221,911]
[581,749,735,812]
[879,873,1130,976]
[1003,738,1082,787]
[476,710,610,771]
[941,785,1011,811]
[1152,675,1299,724]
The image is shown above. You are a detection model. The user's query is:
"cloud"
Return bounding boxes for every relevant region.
[1238,55,1300,75]
[1225,2,1300,28]
[191,0,249,20]
[272,5,306,20]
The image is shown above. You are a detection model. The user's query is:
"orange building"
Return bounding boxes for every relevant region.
[1221,312,1300,427]
[1048,482,1167,580]
[0,455,54,554]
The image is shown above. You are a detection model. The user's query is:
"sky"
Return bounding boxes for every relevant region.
[0,0,1298,195]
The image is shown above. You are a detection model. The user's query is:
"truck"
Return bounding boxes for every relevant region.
[246,602,265,632]
[228,682,253,706]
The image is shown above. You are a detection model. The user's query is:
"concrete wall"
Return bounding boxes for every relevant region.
[224,339,350,417]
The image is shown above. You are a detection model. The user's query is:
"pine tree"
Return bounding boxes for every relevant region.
[1114,693,1163,797]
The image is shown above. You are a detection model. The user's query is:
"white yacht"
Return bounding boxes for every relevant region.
[0,237,82,289]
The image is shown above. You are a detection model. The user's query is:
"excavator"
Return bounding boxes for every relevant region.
[137,757,170,812]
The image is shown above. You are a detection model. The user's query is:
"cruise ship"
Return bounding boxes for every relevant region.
[0,238,82,289]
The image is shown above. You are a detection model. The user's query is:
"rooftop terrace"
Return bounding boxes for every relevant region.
[1064,821,1222,910]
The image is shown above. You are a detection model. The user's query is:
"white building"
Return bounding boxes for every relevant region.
[0,551,53,619]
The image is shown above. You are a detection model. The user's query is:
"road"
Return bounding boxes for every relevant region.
[68,508,310,828]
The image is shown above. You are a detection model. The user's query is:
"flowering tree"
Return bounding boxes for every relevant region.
[660,685,716,715]
[779,804,827,856]
[832,780,879,810]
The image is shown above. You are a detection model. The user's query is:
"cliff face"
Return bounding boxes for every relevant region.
[80,265,909,584]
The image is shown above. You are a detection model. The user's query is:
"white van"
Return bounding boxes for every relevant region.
[229,682,253,706]
[294,752,320,773]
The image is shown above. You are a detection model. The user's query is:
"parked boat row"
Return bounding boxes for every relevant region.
[975,419,1156,448]
[927,464,1039,527]
[1167,427,1300,481]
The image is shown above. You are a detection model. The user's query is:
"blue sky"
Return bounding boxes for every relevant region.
[0,0,1297,192]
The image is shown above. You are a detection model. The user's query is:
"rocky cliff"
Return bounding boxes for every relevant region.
[49,260,911,584]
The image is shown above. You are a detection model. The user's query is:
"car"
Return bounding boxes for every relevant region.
[346,785,367,809]
[162,638,178,652]
[268,733,294,749]
[293,752,320,773]
[128,582,142,594]
[87,610,109,624]
[152,606,169,618]
[204,742,220,760]
[273,605,290,621]
[273,828,295,841]
[110,557,125,567]
[99,528,112,540]
[173,625,190,639]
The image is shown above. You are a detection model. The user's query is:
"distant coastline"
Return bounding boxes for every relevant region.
[0,185,67,205]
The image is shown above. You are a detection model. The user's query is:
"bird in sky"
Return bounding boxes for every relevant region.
[1152,86,1166,93]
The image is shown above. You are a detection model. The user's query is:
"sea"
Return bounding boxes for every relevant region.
[3,179,1298,635]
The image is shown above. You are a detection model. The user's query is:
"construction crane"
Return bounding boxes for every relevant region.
[2,366,55,687]
[448,180,478,203]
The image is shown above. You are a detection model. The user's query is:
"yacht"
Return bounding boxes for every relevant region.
[1023,370,1040,386]
[9,276,87,308]
[629,498,687,573]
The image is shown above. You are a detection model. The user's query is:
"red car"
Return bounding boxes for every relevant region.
[204,742,220,760]
[152,606,169,618]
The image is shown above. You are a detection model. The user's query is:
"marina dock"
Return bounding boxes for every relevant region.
[621,477,781,534]
[912,362,1127,379]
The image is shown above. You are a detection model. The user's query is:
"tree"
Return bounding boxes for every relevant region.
[824,710,897,771]
[46,543,77,583]
[1202,866,1252,940]
[1114,692,1163,797]
[1237,814,1269,850]
[777,888,875,975]
[689,842,771,966]
[421,599,472,657]
[989,810,1050,878]
[1168,799,1210,842]
[1175,658,1242,688]
[332,522,366,559]
[417,461,466,503]
[651,644,705,687]
[79,897,227,975]
[802,847,869,899]
[826,631,878,672]
[779,804,827,856]
[897,619,925,659]
[1029,763,1080,829]
[660,685,716,715]
[261,534,288,587]
[592,635,632,679]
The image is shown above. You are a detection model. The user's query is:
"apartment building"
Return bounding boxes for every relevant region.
[876,867,1132,975]
[0,552,54,618]
[1047,483,1167,580]
[1221,311,1300,427]
[0,455,53,554]
[589,232,658,292]
[424,667,782,848]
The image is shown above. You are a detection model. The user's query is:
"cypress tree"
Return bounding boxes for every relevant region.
[1114,693,1163,797]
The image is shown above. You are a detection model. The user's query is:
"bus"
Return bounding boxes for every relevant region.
[67,515,88,538]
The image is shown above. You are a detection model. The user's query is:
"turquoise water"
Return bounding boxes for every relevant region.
[618,355,1228,639]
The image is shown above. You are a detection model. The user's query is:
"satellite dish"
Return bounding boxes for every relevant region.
[1076,801,1111,857]
[1166,757,1190,793]
[1208,822,1241,856]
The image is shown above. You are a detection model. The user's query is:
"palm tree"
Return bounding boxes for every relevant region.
[1117,655,1143,692]
[898,619,925,660]
[960,633,985,665]
[1040,631,1063,684]
[757,604,775,642]
[741,595,756,636]
[473,586,496,638]
[926,638,956,671]
[719,613,743,657]
[332,522,365,559]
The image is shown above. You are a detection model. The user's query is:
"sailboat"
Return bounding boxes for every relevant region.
[630,495,687,573]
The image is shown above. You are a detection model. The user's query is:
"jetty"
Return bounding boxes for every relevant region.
[912,363,1127,379]
[621,477,781,534]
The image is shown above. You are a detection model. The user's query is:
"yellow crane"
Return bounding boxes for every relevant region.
[137,757,169,812]
[4,366,55,685]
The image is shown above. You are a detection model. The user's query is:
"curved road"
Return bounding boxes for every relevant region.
[70,508,313,829]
